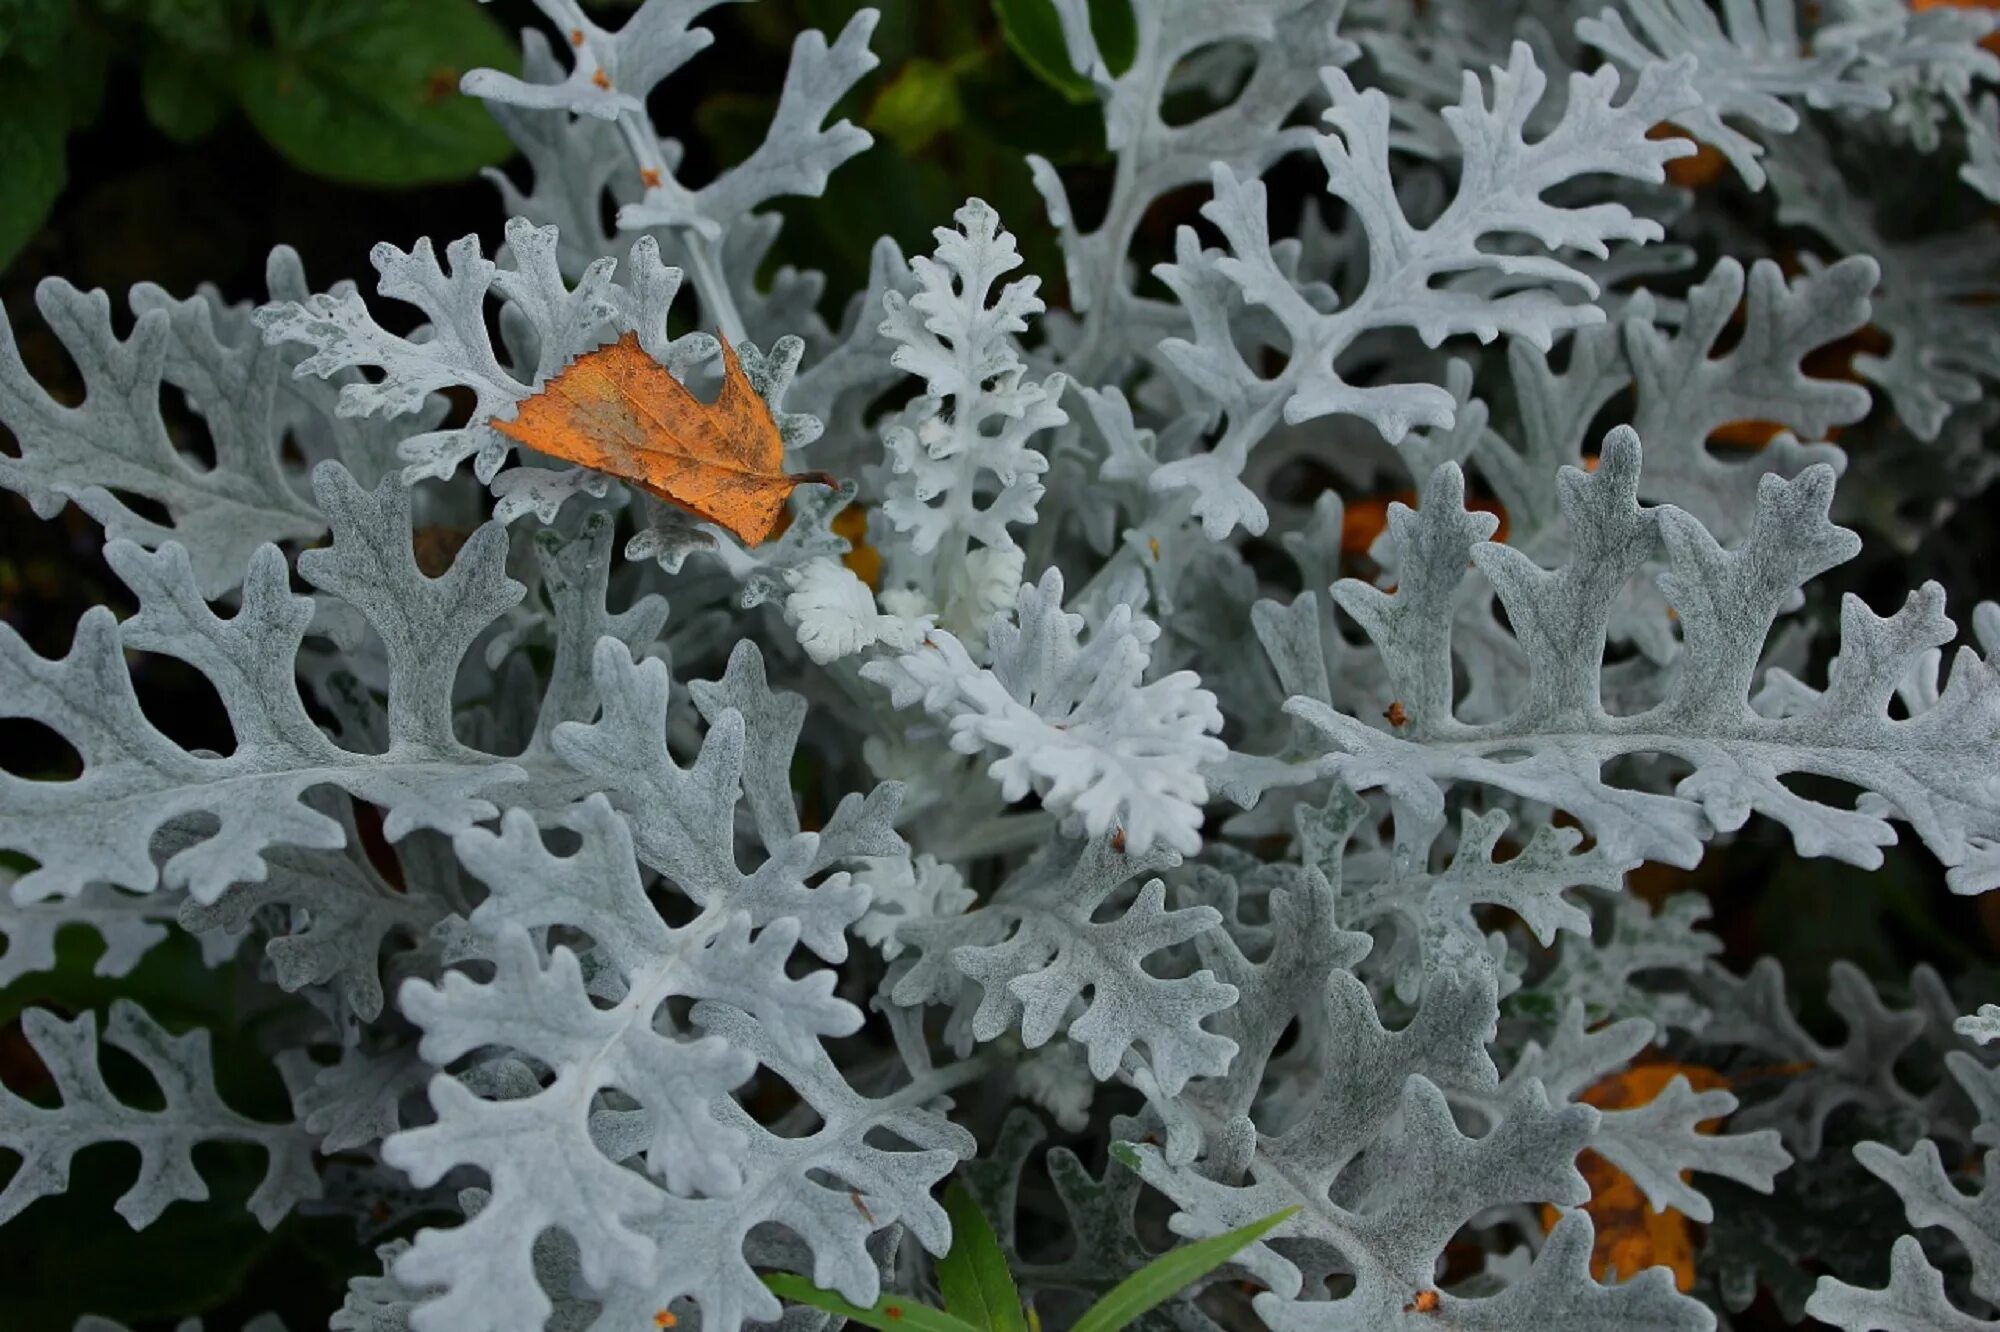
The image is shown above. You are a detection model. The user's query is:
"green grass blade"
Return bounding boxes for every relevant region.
[761,1274,984,1332]
[937,1180,1029,1332]
[1069,1206,1300,1332]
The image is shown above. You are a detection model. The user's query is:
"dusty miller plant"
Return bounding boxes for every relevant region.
[4,0,2000,1328]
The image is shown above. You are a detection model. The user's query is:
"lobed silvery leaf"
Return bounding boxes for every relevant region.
[1333,808,1616,1003]
[1699,959,1950,1159]
[0,460,683,907]
[1806,1051,2000,1332]
[863,567,1227,856]
[1119,957,1713,1327]
[1576,0,1892,188]
[1294,430,2000,881]
[0,1001,318,1229]
[1473,251,1878,558]
[477,27,636,274]
[177,805,450,1025]
[386,777,968,1332]
[278,1043,432,1156]
[552,638,897,956]
[852,852,974,960]
[1607,255,1872,541]
[889,834,1237,1098]
[784,557,934,665]
[1961,91,2000,203]
[0,272,326,597]
[1960,1005,2000,1046]
[0,878,230,988]
[1147,42,1698,537]
[1766,125,2000,441]
[1807,1232,2000,1332]
[1522,892,1723,1036]
[963,1107,1230,1331]
[1818,0,2000,154]
[879,198,1065,560]
[1026,0,1356,384]
[610,10,878,242]
[257,217,721,503]
[1472,1001,1791,1222]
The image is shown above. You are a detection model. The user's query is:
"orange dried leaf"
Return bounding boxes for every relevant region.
[1650,123,1727,189]
[1343,489,1508,554]
[494,332,834,545]
[1342,494,1404,553]
[1708,419,1787,449]
[411,524,476,577]
[831,504,881,588]
[1705,304,1883,448]
[1627,860,1688,906]
[1539,1062,1731,1293]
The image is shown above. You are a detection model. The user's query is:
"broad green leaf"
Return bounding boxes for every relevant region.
[866,56,965,155]
[994,0,1134,103]
[762,1274,984,1332]
[938,1180,1029,1332]
[0,926,242,1049]
[142,42,232,142]
[1086,0,1136,74]
[0,65,70,270]
[798,0,931,66]
[0,0,80,66]
[103,0,242,52]
[233,0,517,186]
[1069,1205,1301,1332]
[0,1153,283,1326]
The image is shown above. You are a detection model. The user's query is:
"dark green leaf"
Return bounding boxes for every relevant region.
[0,925,240,1037]
[0,1155,281,1327]
[938,1180,1029,1332]
[865,57,964,156]
[142,42,232,141]
[762,1274,985,1332]
[0,65,70,271]
[798,0,933,66]
[994,0,1089,103]
[1086,0,1135,75]
[1069,1205,1300,1332]
[102,0,242,53]
[994,0,1133,102]
[233,0,517,186]
[0,0,81,67]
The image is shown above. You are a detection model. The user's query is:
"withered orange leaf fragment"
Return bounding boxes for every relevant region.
[493,331,834,545]
[1343,490,1508,553]
[1539,1062,1731,1292]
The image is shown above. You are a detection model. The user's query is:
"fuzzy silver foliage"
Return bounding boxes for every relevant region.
[5,1,2000,1330]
